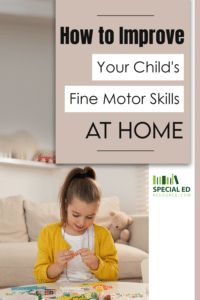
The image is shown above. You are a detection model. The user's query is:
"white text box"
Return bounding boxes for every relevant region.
[65,86,184,113]
[92,54,184,81]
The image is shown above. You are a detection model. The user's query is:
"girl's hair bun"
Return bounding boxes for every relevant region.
[70,166,96,181]
[83,166,96,180]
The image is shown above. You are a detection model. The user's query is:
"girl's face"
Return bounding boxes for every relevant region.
[65,197,100,235]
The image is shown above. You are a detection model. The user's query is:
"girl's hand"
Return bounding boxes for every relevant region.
[55,250,75,272]
[75,248,99,270]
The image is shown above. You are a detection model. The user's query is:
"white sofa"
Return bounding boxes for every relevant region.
[0,195,149,288]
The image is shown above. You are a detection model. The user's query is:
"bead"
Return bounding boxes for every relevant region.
[104,295,111,300]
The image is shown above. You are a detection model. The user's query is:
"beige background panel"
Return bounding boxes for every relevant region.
[56,0,190,164]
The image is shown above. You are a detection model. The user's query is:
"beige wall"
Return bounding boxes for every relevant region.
[0,15,54,151]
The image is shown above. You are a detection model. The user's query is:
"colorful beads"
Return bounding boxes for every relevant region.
[91,292,98,298]
[95,287,104,293]
[115,293,143,298]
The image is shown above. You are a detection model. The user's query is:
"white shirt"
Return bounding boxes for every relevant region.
[57,224,98,282]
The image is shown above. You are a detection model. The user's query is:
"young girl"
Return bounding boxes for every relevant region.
[34,166,119,283]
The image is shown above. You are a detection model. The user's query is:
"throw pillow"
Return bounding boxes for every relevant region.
[95,196,120,226]
[0,195,29,242]
[24,200,60,242]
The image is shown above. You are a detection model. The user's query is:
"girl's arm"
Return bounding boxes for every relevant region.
[34,228,60,283]
[34,227,75,283]
[90,227,119,281]
[47,262,64,279]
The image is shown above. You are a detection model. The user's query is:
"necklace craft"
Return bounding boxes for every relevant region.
[62,228,93,283]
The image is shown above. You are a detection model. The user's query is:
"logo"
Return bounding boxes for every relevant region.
[153,174,179,185]
[152,174,191,197]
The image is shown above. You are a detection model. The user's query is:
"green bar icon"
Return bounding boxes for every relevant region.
[153,174,178,186]
[174,176,179,184]
[162,176,166,185]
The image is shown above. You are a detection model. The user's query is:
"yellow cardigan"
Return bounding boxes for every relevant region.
[34,222,119,283]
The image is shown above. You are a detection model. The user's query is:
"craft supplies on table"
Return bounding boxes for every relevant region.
[76,283,113,291]
[1,283,147,300]
[0,294,38,300]
[10,286,46,295]
[55,292,144,300]
[60,287,90,294]
[4,286,57,300]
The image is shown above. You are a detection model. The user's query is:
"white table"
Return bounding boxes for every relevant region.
[0,282,149,299]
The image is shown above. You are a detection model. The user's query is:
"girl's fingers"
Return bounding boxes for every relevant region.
[58,258,74,268]
[75,248,90,256]
[58,255,74,263]
[66,256,75,262]
[57,250,74,259]
[58,255,75,264]
[58,251,74,256]
[63,251,75,258]
[60,253,75,259]
[59,257,70,263]
[66,250,75,255]
[80,252,91,258]
[65,254,75,259]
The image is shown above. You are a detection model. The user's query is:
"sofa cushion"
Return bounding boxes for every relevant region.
[95,196,120,226]
[0,242,38,287]
[24,200,60,242]
[116,243,149,279]
[0,195,29,242]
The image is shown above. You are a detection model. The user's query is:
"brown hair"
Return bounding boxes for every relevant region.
[59,166,101,224]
